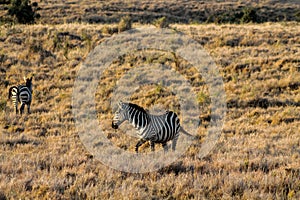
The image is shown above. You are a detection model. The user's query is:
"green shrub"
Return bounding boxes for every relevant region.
[211,7,259,24]
[8,0,40,24]
[214,10,243,24]
[240,7,258,23]
[197,92,210,104]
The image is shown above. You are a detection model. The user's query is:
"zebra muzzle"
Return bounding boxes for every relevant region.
[112,121,118,129]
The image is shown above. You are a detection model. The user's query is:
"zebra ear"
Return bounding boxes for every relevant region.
[118,101,123,108]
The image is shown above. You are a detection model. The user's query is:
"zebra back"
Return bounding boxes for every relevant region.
[21,82,32,102]
[148,111,180,143]
[19,86,31,103]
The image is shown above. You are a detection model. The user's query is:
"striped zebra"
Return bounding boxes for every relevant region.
[8,77,33,115]
[112,101,193,153]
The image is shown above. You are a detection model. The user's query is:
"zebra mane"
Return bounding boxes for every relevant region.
[128,103,148,115]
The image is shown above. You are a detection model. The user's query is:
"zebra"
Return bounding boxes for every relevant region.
[112,101,193,153]
[8,77,33,115]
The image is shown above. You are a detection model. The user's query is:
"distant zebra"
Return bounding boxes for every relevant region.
[112,101,193,153]
[8,77,33,115]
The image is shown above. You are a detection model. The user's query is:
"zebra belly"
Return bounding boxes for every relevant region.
[155,129,177,143]
[145,124,178,143]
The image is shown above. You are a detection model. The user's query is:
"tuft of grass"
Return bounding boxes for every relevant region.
[196,91,210,104]
[0,99,6,112]
[101,25,118,35]
[153,17,169,28]
[118,16,132,33]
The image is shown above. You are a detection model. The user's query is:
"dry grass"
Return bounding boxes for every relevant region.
[0,20,299,199]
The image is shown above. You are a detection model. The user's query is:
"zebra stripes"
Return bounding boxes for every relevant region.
[112,101,193,153]
[8,77,33,115]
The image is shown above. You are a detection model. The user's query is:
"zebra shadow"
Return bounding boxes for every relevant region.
[158,161,195,176]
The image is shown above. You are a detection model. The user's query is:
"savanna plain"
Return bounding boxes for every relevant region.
[0,0,300,199]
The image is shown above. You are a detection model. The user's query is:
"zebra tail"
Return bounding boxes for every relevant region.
[179,127,194,138]
[8,86,15,100]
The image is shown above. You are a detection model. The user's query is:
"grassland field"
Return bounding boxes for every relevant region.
[0,0,300,199]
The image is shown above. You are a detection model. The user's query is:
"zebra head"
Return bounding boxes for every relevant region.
[112,101,127,129]
[24,76,33,93]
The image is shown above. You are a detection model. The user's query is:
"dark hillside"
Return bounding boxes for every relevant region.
[1,0,299,24]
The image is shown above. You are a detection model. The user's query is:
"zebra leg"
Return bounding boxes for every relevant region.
[15,102,18,115]
[27,103,31,114]
[162,143,168,152]
[20,103,25,115]
[150,141,155,152]
[171,137,178,151]
[135,139,147,153]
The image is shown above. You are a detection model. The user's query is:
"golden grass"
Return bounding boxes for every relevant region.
[0,22,299,199]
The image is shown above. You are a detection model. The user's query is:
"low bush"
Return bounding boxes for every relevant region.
[118,16,132,33]
[7,0,40,24]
